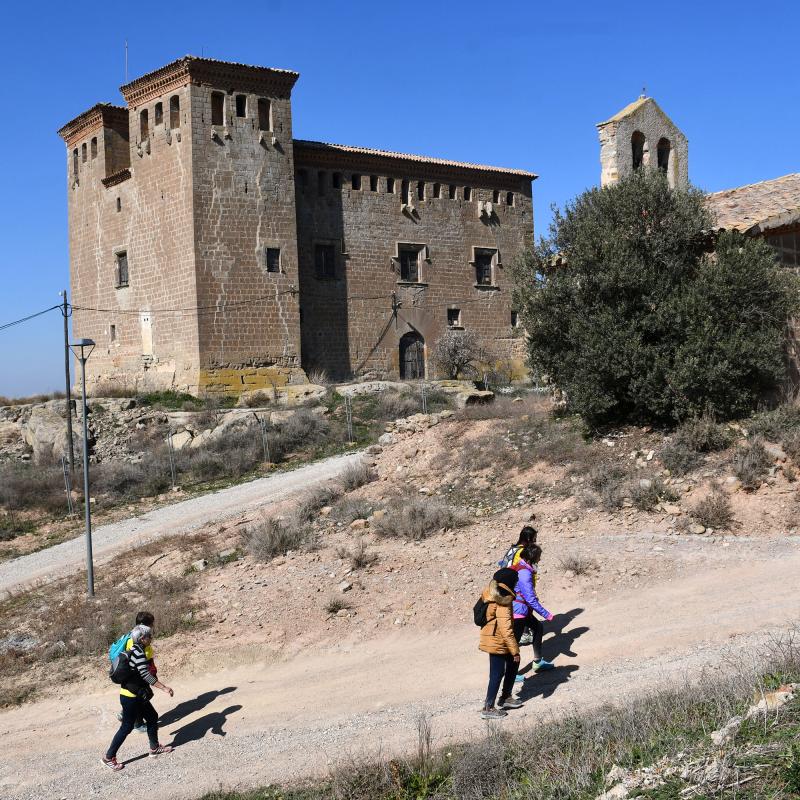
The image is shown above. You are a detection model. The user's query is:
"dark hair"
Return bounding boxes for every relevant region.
[520,544,542,565]
[136,611,155,627]
[516,525,538,546]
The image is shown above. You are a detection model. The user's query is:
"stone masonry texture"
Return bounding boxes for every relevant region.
[59,57,534,394]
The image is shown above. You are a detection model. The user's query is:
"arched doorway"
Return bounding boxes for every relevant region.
[399,331,425,379]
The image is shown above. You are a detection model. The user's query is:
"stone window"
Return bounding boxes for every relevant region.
[351,174,361,190]
[170,95,180,127]
[315,243,336,279]
[116,197,121,212]
[257,98,271,131]
[631,131,646,170]
[154,102,163,126]
[657,138,671,173]
[110,324,116,342]
[370,175,378,191]
[386,177,395,193]
[91,137,97,159]
[211,92,225,125]
[235,95,247,117]
[115,251,129,289]
[464,186,473,201]
[318,171,326,195]
[473,247,496,286]
[139,109,149,140]
[401,179,410,204]
[332,172,341,189]
[493,189,500,203]
[297,169,308,192]
[506,192,514,207]
[72,149,78,177]
[398,244,424,283]
[511,310,519,327]
[766,230,800,267]
[433,183,441,199]
[447,308,462,328]
[81,143,87,162]
[265,247,281,273]
[417,181,425,201]
[449,184,457,200]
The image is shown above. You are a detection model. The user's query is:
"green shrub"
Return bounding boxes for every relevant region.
[746,404,800,441]
[675,414,732,452]
[511,170,798,425]
[661,440,703,476]
[630,477,678,511]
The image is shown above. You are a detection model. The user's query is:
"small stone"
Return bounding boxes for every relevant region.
[689,523,706,535]
[320,506,332,516]
[336,609,350,618]
[350,518,368,530]
[366,444,383,455]
[639,478,652,490]
[192,558,208,571]
[378,433,395,446]
[338,581,352,592]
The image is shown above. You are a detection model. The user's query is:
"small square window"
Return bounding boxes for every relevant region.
[235,95,247,117]
[315,243,336,279]
[370,175,378,191]
[386,177,395,194]
[351,174,361,190]
[110,324,117,342]
[265,248,281,273]
[433,183,441,199]
[447,308,461,327]
[115,252,129,288]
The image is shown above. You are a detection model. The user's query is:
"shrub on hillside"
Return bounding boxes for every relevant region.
[691,489,734,530]
[661,414,732,475]
[0,464,70,515]
[630,477,678,511]
[746,404,800,441]
[244,516,317,561]
[338,460,376,492]
[733,438,773,490]
[511,170,799,425]
[373,497,467,540]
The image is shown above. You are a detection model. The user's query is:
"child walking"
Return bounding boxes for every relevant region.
[513,544,555,674]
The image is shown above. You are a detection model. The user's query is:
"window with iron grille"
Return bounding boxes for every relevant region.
[398,245,421,282]
[315,244,336,279]
[115,252,129,288]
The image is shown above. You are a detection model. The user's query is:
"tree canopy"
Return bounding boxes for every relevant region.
[512,171,798,425]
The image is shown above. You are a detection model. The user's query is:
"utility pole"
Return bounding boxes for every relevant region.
[61,290,75,470]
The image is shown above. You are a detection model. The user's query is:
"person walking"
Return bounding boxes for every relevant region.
[513,544,555,675]
[498,523,537,569]
[478,568,524,719]
[102,625,174,771]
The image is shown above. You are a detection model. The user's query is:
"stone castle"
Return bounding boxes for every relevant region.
[59,56,535,395]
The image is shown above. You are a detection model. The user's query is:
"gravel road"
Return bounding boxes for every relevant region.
[0,451,363,598]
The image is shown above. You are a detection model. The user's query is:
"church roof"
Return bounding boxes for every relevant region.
[706,173,800,233]
[597,96,650,126]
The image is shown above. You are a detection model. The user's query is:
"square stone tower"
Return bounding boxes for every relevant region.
[597,96,688,190]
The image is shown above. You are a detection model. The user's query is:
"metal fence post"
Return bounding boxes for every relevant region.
[62,456,74,515]
[166,434,177,488]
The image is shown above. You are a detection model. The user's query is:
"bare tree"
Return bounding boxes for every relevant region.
[433,329,483,379]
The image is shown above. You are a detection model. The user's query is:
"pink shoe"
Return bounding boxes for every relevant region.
[101,755,124,771]
[149,745,174,757]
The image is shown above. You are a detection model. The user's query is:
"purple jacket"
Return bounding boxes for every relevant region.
[513,559,550,619]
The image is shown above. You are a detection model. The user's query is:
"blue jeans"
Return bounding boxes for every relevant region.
[485,653,518,708]
[106,694,159,758]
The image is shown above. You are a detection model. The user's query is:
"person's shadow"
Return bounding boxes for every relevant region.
[168,704,243,748]
[543,608,589,660]
[518,664,579,701]
[158,687,237,727]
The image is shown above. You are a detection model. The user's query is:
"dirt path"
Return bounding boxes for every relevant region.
[0,452,363,598]
[2,534,799,800]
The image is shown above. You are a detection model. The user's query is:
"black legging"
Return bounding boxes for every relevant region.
[513,616,543,662]
[106,694,159,758]
[485,653,518,708]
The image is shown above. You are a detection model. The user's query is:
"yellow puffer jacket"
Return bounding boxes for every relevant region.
[478,580,519,656]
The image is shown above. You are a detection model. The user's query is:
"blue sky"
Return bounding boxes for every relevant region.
[1,0,797,396]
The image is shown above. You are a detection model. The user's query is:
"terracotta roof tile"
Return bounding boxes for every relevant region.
[293,139,536,179]
[705,173,800,233]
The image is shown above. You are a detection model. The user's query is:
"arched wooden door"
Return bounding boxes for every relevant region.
[399,331,425,379]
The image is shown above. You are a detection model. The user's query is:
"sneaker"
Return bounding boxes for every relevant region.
[116,712,123,722]
[534,659,555,671]
[101,756,124,771]
[480,707,507,720]
[134,724,148,734]
[498,696,523,710]
[514,673,525,683]
[148,745,174,757]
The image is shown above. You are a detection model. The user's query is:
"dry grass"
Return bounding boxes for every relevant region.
[337,460,376,492]
[0,391,66,406]
[295,483,343,522]
[558,553,598,576]
[331,497,374,524]
[324,597,352,615]
[691,489,735,530]
[733,437,773,491]
[373,496,468,540]
[336,538,378,570]
[244,516,317,561]
[630,476,679,512]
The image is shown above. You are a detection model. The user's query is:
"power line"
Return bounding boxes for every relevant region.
[0,304,61,333]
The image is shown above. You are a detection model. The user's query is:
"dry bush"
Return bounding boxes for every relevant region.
[0,391,66,406]
[373,497,468,540]
[661,439,703,476]
[378,391,420,420]
[93,458,173,499]
[783,430,800,463]
[746,404,800,441]
[585,463,630,510]
[306,367,330,386]
[324,597,351,615]
[295,483,343,522]
[332,497,374,524]
[433,328,484,379]
[336,538,378,570]
[630,476,679,512]
[457,393,549,422]
[244,516,317,561]
[783,464,797,482]
[676,414,732,452]
[92,382,137,398]
[338,460,376,492]
[733,437,773,490]
[0,464,70,515]
[558,553,598,576]
[691,490,734,530]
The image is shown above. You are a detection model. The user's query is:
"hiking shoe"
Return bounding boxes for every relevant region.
[134,724,148,734]
[101,756,124,771]
[498,696,523,710]
[480,707,507,720]
[534,659,555,671]
[116,711,123,722]
[514,673,525,683]
[149,745,174,757]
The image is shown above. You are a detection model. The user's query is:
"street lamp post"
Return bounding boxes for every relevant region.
[69,338,95,597]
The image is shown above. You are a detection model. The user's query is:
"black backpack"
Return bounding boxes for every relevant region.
[473,597,491,627]
[109,649,133,685]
